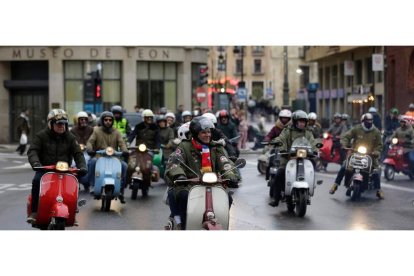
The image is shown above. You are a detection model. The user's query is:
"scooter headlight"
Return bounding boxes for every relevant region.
[357,146,367,154]
[323,132,328,139]
[135,166,141,173]
[55,161,69,172]
[79,144,85,151]
[296,149,307,158]
[106,147,114,156]
[202,172,218,184]
[392,138,398,145]
[138,144,147,152]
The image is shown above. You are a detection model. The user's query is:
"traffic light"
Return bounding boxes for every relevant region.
[199,65,208,86]
[95,74,102,101]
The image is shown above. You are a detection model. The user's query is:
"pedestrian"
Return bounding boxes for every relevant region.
[238,110,249,150]
[247,96,256,121]
[16,108,30,155]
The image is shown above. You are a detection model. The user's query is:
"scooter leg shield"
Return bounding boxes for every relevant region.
[51,203,69,219]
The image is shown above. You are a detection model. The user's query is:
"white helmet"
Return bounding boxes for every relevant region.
[202,112,217,125]
[308,112,317,120]
[182,110,192,120]
[165,112,175,121]
[368,107,377,113]
[279,109,292,118]
[177,122,191,140]
[77,111,88,119]
[142,109,154,117]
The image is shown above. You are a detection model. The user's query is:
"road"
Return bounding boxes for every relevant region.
[1,151,414,230]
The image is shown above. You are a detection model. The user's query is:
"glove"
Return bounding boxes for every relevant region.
[78,167,88,177]
[173,138,181,145]
[216,138,226,146]
[371,151,380,158]
[122,151,130,159]
[87,150,96,157]
[175,175,187,181]
[229,156,238,162]
[32,162,42,168]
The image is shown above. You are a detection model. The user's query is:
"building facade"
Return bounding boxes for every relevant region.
[305,46,385,127]
[0,46,208,143]
[207,46,317,111]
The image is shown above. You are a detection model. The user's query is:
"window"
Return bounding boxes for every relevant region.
[235,59,243,75]
[332,65,338,88]
[339,63,344,88]
[324,67,331,89]
[366,57,373,84]
[136,61,177,111]
[298,65,309,89]
[64,60,121,119]
[253,59,262,74]
[355,60,362,85]
[252,81,264,100]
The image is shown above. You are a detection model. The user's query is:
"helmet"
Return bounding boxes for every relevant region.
[159,107,168,115]
[156,115,167,123]
[47,109,68,129]
[218,110,229,118]
[77,111,88,119]
[202,112,217,125]
[307,112,317,120]
[165,112,175,121]
[361,113,374,131]
[182,110,192,119]
[368,107,377,113]
[391,108,399,115]
[399,115,408,123]
[111,105,123,115]
[99,111,114,126]
[189,117,215,139]
[341,113,349,121]
[177,122,191,140]
[142,109,154,118]
[291,110,309,129]
[333,113,342,119]
[409,103,414,109]
[279,109,292,118]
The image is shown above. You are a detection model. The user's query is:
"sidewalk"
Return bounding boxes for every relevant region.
[0,143,19,153]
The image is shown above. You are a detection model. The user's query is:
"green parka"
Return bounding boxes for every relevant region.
[340,124,382,168]
[165,139,237,194]
[391,124,414,153]
[273,125,317,168]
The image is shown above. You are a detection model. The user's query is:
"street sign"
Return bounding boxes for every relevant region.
[196,87,206,103]
[237,88,247,102]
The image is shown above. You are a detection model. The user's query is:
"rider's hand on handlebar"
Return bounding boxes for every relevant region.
[122,151,129,158]
[87,150,96,157]
[78,167,88,177]
[32,162,42,168]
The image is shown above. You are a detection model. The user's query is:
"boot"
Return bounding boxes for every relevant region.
[268,199,279,207]
[26,212,37,224]
[376,190,384,199]
[119,187,126,204]
[329,183,338,194]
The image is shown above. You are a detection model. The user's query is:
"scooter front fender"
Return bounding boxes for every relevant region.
[383,158,396,166]
[51,202,69,219]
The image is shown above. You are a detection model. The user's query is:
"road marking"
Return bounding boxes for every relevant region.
[0,183,32,194]
[3,163,31,169]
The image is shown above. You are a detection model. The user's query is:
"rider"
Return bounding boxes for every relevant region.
[216,109,239,157]
[27,109,88,223]
[86,111,129,203]
[264,109,292,142]
[327,113,347,161]
[405,103,414,117]
[390,116,414,172]
[329,113,384,199]
[382,108,400,161]
[128,109,160,150]
[111,105,131,137]
[165,117,238,229]
[157,115,175,166]
[307,112,321,139]
[341,113,351,132]
[368,107,382,131]
[268,110,317,207]
[181,110,193,124]
[70,111,94,145]
[165,112,179,138]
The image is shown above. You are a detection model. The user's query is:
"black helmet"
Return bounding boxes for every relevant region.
[189,117,214,141]
[291,110,309,129]
[157,115,167,123]
[159,107,168,115]
[100,111,114,127]
[111,105,123,115]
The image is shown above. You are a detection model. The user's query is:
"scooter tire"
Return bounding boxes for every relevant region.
[286,196,295,212]
[257,161,267,175]
[350,182,361,201]
[131,186,138,200]
[295,190,307,217]
[142,187,148,197]
[384,165,395,181]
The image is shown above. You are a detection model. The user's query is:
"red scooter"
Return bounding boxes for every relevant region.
[383,138,414,181]
[27,161,86,230]
[315,132,341,171]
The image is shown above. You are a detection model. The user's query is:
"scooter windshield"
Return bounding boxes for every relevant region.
[291,137,312,150]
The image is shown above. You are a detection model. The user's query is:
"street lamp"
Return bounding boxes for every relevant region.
[283,46,289,106]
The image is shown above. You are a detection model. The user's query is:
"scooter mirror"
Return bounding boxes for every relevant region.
[316,143,323,149]
[234,158,246,169]
[78,199,87,207]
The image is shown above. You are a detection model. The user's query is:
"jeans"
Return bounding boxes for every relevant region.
[30,171,47,213]
[87,157,127,189]
[336,165,381,190]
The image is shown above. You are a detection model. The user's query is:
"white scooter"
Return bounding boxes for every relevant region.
[273,137,323,217]
[165,156,246,230]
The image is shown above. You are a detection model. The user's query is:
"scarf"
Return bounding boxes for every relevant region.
[191,139,212,173]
